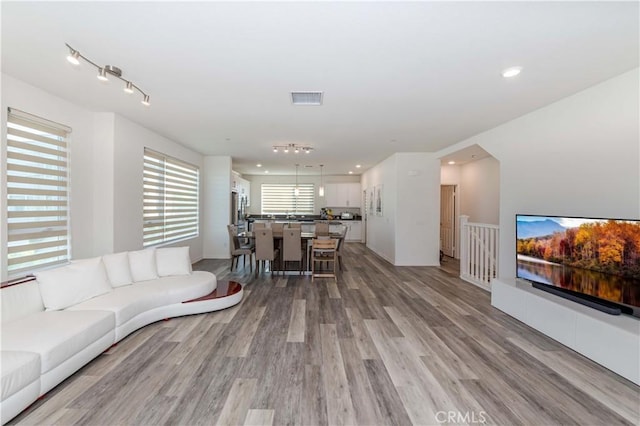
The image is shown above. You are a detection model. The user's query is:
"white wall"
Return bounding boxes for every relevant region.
[395,153,441,266]
[244,173,361,215]
[464,68,639,279]
[203,156,232,259]
[460,156,500,225]
[362,155,397,263]
[362,153,441,265]
[0,75,206,279]
[92,113,116,255]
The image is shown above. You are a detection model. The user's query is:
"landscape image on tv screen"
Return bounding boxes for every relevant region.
[516,215,640,312]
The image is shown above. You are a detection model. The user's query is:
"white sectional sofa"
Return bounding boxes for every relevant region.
[0,247,242,425]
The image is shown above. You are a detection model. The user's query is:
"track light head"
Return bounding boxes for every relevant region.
[141,95,151,106]
[67,49,80,66]
[124,81,134,94]
[97,68,109,82]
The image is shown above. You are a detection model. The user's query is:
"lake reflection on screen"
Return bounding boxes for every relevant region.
[517,256,640,308]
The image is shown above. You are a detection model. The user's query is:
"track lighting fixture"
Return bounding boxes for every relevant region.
[272,143,313,154]
[65,43,151,107]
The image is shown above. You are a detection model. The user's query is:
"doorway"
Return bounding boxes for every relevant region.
[440,185,456,258]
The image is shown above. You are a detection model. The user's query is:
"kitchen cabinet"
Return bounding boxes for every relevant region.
[325,183,361,208]
[332,220,362,242]
[348,221,362,242]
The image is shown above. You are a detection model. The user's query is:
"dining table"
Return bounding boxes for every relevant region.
[238,230,344,274]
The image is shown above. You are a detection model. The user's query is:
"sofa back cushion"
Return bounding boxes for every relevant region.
[156,246,192,277]
[1,280,45,324]
[35,257,113,310]
[102,252,134,287]
[128,249,159,282]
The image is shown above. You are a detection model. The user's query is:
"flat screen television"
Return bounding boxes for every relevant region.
[516,214,640,317]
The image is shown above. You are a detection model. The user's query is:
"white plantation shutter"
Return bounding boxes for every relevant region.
[143,149,199,247]
[6,108,71,276]
[261,183,314,215]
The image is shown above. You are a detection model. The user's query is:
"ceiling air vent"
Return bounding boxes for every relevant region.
[291,91,323,106]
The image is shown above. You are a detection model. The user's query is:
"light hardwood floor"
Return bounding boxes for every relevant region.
[10,243,640,425]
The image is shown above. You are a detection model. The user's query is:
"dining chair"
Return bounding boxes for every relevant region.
[287,222,302,229]
[315,222,329,236]
[311,238,337,281]
[227,224,255,272]
[271,222,285,232]
[282,228,303,275]
[254,228,279,275]
[252,222,266,230]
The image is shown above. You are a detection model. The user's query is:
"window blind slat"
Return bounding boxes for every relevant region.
[8,139,67,158]
[7,127,67,148]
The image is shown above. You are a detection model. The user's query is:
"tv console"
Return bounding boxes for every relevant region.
[491,278,640,385]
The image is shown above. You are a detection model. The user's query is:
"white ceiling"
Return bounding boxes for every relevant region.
[2,1,638,176]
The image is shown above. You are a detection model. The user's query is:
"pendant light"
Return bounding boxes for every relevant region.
[294,164,300,196]
[319,164,325,197]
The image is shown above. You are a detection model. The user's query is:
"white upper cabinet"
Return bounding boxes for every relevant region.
[326,183,361,208]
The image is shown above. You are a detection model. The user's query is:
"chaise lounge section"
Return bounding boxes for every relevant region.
[0,247,242,425]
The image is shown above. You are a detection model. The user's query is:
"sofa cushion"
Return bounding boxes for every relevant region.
[1,351,40,401]
[67,271,216,327]
[1,280,44,324]
[102,252,133,287]
[1,310,114,374]
[128,249,158,282]
[35,257,113,310]
[156,246,191,277]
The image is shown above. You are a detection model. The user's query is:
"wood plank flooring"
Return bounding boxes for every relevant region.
[10,243,640,425]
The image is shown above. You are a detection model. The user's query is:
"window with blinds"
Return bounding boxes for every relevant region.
[261,183,315,215]
[143,149,199,247]
[6,108,71,276]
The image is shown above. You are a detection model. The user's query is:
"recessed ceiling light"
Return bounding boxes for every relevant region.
[502,66,522,78]
[348,171,353,174]
[256,164,262,167]
[448,161,456,165]
[355,164,361,168]
[265,170,269,174]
